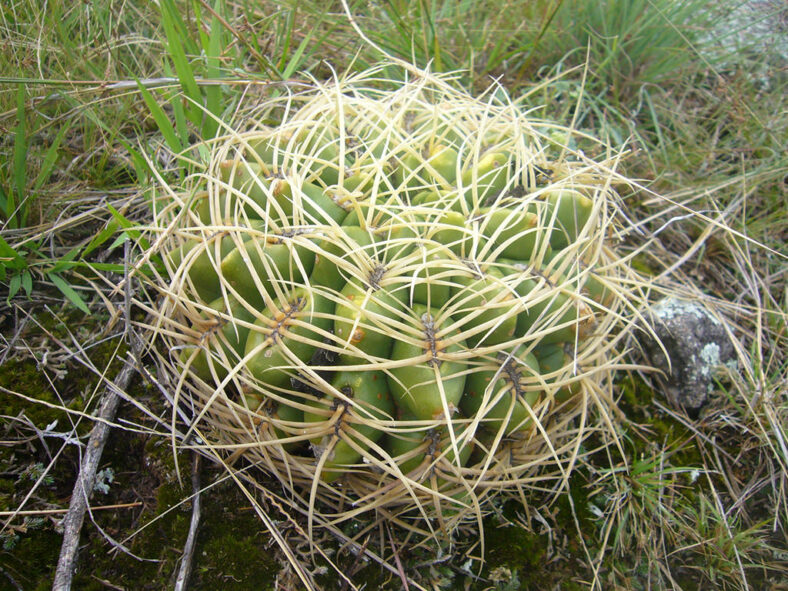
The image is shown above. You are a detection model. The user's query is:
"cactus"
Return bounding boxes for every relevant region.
[147,71,642,549]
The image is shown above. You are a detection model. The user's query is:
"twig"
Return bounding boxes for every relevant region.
[0,566,23,591]
[90,575,126,590]
[0,502,141,517]
[51,359,135,591]
[52,240,139,591]
[338,535,370,591]
[385,522,410,591]
[174,452,202,591]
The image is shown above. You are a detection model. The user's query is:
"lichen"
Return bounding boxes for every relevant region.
[651,298,720,325]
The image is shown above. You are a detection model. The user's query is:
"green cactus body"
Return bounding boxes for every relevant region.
[426,144,460,187]
[290,180,349,226]
[451,264,518,348]
[293,128,344,187]
[374,213,425,263]
[410,189,443,207]
[404,248,457,308]
[507,260,595,344]
[181,295,256,383]
[383,419,472,480]
[421,429,475,495]
[170,234,238,303]
[191,190,213,224]
[337,166,378,195]
[246,135,288,176]
[546,248,614,308]
[534,343,581,404]
[460,150,511,207]
[158,74,629,523]
[310,226,376,292]
[304,370,394,482]
[333,277,406,364]
[391,150,427,198]
[220,235,316,310]
[461,349,542,434]
[388,305,466,420]
[339,198,395,230]
[215,160,290,222]
[477,206,542,262]
[269,400,305,452]
[383,411,429,476]
[542,189,594,250]
[431,210,473,257]
[244,288,332,390]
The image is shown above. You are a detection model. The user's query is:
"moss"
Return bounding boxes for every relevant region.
[616,373,706,468]
[0,527,62,591]
[192,486,279,590]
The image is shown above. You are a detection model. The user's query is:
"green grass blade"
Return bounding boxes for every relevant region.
[82,220,121,258]
[47,272,90,314]
[81,262,126,273]
[201,1,226,139]
[33,120,72,193]
[160,0,203,128]
[136,80,184,155]
[107,204,149,249]
[10,85,27,229]
[282,26,317,79]
[0,186,8,221]
[117,138,152,183]
[277,8,296,74]
[50,246,83,274]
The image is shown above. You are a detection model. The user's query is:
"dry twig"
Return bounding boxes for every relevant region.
[174,452,203,591]
[52,240,140,591]
[51,358,135,591]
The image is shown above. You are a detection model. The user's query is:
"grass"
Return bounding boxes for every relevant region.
[1,0,786,589]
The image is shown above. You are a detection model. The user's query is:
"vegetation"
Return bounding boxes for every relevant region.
[0,0,785,589]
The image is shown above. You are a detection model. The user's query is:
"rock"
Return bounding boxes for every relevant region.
[637,297,738,412]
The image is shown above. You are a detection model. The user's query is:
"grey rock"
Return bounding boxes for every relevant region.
[638,298,738,411]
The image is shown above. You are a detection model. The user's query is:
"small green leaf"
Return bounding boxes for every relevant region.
[108,232,130,251]
[0,235,26,270]
[50,246,82,273]
[48,272,90,314]
[8,274,21,300]
[106,204,149,249]
[82,220,120,258]
[21,270,32,296]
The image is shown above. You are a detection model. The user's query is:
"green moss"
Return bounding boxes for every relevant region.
[616,373,705,468]
[0,527,62,591]
[193,495,279,590]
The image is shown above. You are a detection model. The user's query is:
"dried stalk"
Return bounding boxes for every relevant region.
[174,452,202,591]
[53,241,140,591]
[51,357,135,591]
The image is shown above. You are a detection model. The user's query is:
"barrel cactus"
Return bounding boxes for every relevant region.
[146,70,642,545]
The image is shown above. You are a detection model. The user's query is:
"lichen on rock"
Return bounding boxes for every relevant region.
[638,297,738,412]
